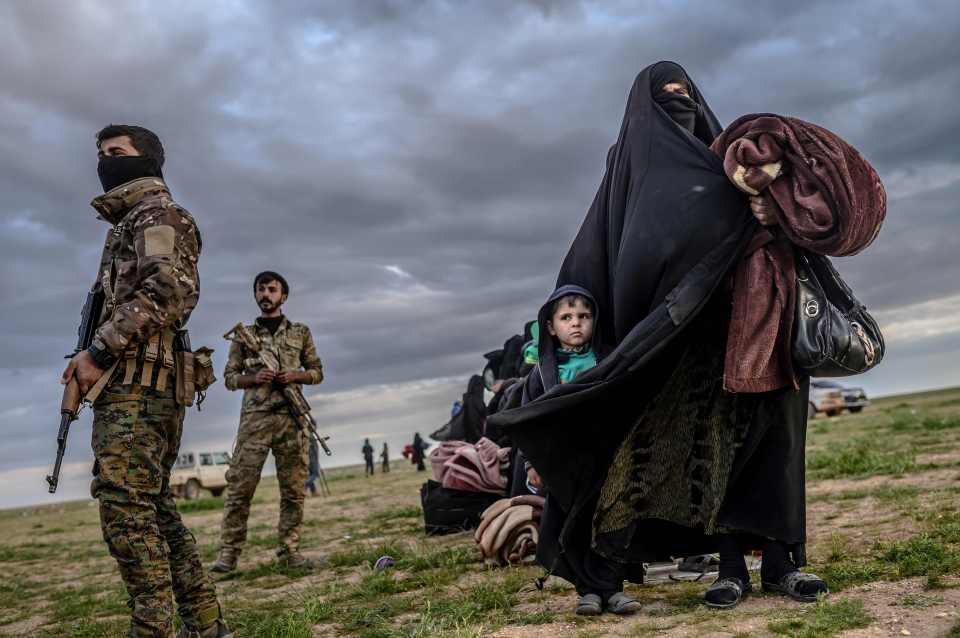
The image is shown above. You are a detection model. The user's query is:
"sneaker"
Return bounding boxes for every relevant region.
[209,548,239,574]
[761,570,828,603]
[605,591,641,615]
[575,593,603,616]
[704,576,752,609]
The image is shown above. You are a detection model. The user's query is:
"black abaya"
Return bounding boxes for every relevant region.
[488,61,809,582]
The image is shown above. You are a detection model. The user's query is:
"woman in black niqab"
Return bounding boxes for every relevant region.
[490,61,824,611]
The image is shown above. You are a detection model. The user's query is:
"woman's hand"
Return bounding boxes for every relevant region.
[749,195,779,227]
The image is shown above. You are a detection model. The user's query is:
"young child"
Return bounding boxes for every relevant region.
[518,285,641,616]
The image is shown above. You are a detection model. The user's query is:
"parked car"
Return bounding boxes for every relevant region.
[808,383,845,419]
[812,380,870,413]
[171,451,230,499]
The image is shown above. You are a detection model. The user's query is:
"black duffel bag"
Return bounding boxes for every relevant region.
[793,250,884,377]
[420,480,500,536]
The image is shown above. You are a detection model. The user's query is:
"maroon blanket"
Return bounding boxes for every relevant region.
[430,438,511,494]
[710,114,886,393]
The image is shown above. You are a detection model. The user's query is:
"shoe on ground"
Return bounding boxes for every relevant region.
[209,548,239,574]
[177,619,234,638]
[762,570,828,602]
[277,550,315,570]
[605,591,641,615]
[575,593,603,616]
[704,576,752,609]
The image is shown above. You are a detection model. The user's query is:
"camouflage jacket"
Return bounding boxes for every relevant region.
[89,177,201,356]
[223,317,323,413]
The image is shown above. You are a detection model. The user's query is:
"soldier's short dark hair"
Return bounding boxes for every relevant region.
[96,124,165,168]
[254,271,289,295]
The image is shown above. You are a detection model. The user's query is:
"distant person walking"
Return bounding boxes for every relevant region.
[362,438,375,476]
[412,432,428,472]
[380,442,390,473]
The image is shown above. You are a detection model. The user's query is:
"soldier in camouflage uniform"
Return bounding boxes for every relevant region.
[210,271,324,573]
[60,125,229,638]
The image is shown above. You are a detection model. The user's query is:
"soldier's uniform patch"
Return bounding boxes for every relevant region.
[143,224,176,256]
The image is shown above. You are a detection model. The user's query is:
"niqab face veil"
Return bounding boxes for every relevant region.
[650,61,701,134]
[555,61,734,351]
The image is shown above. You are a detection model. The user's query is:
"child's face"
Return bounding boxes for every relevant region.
[547,297,594,349]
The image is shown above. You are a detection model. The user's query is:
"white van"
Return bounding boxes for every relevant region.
[171,451,230,499]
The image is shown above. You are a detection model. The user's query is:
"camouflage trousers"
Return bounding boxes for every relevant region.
[220,411,308,554]
[91,382,222,638]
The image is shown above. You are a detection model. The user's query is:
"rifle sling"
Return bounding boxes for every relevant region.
[85,359,120,405]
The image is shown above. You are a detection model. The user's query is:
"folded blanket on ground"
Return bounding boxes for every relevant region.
[475,494,546,566]
[429,437,511,494]
[710,114,886,393]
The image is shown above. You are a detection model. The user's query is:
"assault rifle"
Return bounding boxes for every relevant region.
[47,290,104,493]
[223,323,332,456]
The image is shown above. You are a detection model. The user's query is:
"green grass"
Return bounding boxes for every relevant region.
[898,593,943,608]
[6,387,960,638]
[41,617,129,638]
[768,598,872,637]
[176,496,225,513]
[227,596,334,638]
[807,437,917,479]
[809,483,920,505]
[948,619,960,638]
[327,543,408,569]
[816,513,960,591]
[0,544,47,562]
[366,506,423,524]
[231,560,316,582]
[48,582,129,623]
[922,415,960,430]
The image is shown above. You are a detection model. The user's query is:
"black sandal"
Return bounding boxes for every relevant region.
[762,570,828,603]
[704,577,752,609]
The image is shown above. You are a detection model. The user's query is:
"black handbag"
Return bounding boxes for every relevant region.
[792,250,884,377]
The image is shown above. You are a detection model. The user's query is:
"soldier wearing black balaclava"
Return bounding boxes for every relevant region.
[59,124,231,638]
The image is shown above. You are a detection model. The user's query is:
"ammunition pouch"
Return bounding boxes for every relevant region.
[118,328,177,390]
[111,328,216,409]
[175,346,217,409]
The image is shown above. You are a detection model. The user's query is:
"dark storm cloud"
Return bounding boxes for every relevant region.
[2,0,959,504]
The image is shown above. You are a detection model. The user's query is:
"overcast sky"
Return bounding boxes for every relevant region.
[2,1,958,508]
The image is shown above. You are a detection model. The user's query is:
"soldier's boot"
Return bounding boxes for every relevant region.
[209,548,239,574]
[176,619,234,638]
[277,549,315,570]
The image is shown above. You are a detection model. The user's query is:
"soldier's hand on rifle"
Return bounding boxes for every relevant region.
[61,350,104,395]
[277,370,309,385]
[254,369,277,385]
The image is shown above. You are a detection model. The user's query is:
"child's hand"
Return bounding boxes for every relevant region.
[527,467,544,491]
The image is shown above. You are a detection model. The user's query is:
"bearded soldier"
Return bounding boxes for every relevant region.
[59,125,230,638]
[211,272,324,573]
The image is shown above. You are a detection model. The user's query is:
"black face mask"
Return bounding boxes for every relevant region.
[654,92,699,134]
[97,155,162,192]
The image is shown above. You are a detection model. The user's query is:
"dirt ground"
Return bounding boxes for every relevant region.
[2,387,959,637]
